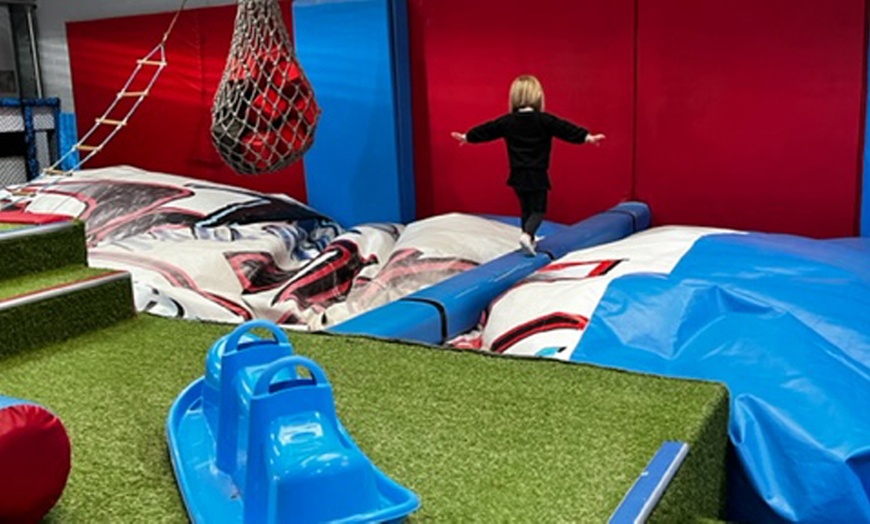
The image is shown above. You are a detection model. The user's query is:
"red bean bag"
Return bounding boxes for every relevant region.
[0,398,71,523]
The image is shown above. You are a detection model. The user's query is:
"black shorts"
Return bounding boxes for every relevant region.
[514,189,548,214]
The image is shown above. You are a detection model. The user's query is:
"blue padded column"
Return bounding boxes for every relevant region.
[863,58,870,236]
[58,112,80,171]
[293,0,415,227]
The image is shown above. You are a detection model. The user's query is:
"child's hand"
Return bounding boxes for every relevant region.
[451,132,468,145]
[586,133,606,146]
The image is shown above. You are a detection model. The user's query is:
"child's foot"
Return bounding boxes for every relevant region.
[519,233,536,256]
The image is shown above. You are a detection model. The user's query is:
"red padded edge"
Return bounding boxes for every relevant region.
[0,211,72,225]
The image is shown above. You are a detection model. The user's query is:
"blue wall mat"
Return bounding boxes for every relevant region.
[293,0,415,227]
[58,112,80,172]
[863,46,870,236]
[387,0,415,224]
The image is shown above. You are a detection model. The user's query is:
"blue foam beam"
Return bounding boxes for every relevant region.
[328,297,446,345]
[329,202,651,344]
[609,441,690,524]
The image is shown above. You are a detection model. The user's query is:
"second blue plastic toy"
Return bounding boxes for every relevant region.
[167,320,420,523]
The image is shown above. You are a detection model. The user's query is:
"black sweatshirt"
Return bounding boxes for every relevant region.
[466,110,588,190]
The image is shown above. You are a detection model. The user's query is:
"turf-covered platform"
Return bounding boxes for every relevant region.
[0,221,133,357]
[0,315,728,522]
[0,221,88,280]
[0,218,728,521]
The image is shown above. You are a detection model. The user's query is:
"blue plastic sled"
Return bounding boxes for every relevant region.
[167,320,420,523]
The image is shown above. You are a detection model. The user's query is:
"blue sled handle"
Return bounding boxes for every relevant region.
[225,320,291,354]
[254,356,330,396]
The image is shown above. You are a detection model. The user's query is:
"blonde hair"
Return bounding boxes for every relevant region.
[509,75,544,112]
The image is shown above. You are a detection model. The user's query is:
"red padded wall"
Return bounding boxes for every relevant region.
[635,0,866,237]
[66,2,307,199]
[410,0,865,237]
[67,1,866,235]
[408,0,635,224]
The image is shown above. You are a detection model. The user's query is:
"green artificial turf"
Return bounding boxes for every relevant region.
[0,221,87,281]
[0,265,107,300]
[651,383,729,522]
[0,270,134,358]
[0,315,728,523]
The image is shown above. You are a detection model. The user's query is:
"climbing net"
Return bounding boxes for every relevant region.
[42,0,319,180]
[211,0,320,175]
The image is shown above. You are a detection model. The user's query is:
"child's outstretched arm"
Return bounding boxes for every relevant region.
[452,116,507,145]
[544,114,606,146]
